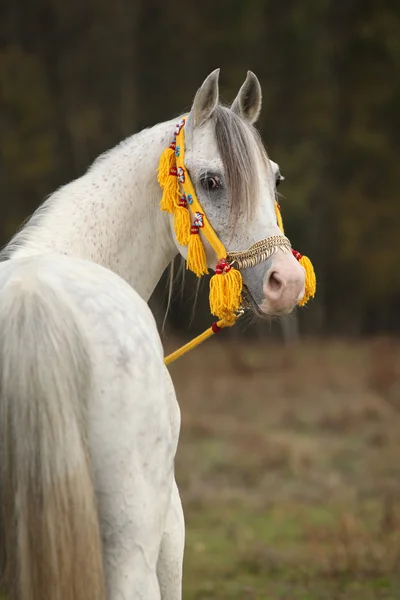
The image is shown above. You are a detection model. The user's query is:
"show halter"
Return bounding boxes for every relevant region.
[158,118,316,365]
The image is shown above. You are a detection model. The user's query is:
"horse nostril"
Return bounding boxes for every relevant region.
[267,271,283,294]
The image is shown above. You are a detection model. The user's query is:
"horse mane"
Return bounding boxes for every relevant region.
[0,201,52,262]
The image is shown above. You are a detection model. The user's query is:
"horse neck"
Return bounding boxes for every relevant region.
[10,119,179,301]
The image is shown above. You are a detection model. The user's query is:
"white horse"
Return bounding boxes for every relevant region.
[0,70,305,600]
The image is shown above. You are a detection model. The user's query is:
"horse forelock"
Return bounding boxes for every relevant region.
[212,105,269,221]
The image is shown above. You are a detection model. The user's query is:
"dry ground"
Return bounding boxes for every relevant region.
[165,335,400,599]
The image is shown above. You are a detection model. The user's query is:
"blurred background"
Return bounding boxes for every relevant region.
[1,0,400,598]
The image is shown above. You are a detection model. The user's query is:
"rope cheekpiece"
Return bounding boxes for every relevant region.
[159,118,317,364]
[274,202,317,306]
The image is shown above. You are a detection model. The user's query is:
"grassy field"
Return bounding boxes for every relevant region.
[166,335,400,599]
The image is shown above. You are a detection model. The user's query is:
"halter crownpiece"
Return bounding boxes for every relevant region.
[274,203,316,306]
[157,117,316,327]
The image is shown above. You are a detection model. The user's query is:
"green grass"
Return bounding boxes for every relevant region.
[182,502,400,599]
[166,336,400,599]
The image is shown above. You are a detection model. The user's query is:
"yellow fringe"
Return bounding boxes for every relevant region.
[160,174,179,213]
[164,314,238,366]
[209,267,243,319]
[174,206,191,246]
[187,231,208,277]
[157,147,175,188]
[175,120,227,262]
[298,254,316,306]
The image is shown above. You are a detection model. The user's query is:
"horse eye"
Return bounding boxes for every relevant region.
[275,178,281,188]
[201,177,220,191]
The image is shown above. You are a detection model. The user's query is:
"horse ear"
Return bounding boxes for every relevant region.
[189,69,220,128]
[231,71,262,124]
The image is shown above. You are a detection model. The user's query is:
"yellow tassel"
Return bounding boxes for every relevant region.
[223,267,243,313]
[173,205,191,246]
[209,272,226,318]
[298,254,316,306]
[209,264,243,319]
[160,173,179,213]
[187,228,208,277]
[275,201,284,234]
[157,147,175,188]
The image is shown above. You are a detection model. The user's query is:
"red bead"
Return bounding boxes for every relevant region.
[215,259,230,275]
[191,225,199,235]
[212,322,222,334]
[170,167,177,176]
[179,196,187,208]
[292,249,303,261]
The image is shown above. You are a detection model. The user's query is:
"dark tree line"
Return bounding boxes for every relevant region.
[1,0,399,336]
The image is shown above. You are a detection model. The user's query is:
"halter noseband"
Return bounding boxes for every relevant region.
[227,235,292,271]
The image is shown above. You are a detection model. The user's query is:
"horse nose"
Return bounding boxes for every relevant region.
[262,253,305,314]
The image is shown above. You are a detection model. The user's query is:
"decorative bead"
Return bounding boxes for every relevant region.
[169,166,177,176]
[175,146,180,157]
[193,212,204,228]
[212,322,222,333]
[174,119,185,136]
[215,259,231,275]
[292,249,303,261]
[191,225,199,235]
[186,194,193,205]
[177,167,185,183]
[178,195,187,208]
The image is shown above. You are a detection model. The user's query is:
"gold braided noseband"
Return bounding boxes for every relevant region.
[227,235,292,270]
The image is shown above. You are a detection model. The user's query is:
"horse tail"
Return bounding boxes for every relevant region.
[0,269,106,600]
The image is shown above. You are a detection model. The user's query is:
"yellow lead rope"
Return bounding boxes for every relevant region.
[164,315,238,365]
